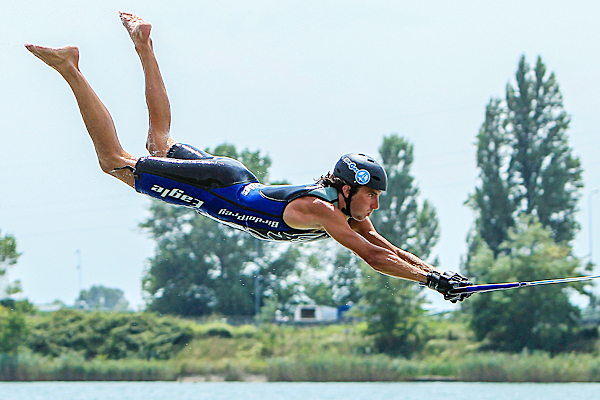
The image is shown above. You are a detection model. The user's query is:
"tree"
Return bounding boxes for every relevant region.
[77,285,130,311]
[470,56,582,256]
[374,134,440,257]
[471,99,514,257]
[330,248,363,307]
[467,215,585,353]
[0,304,28,355]
[0,232,27,356]
[27,309,193,360]
[360,133,440,356]
[0,230,20,278]
[465,56,585,352]
[508,56,582,244]
[360,263,429,357]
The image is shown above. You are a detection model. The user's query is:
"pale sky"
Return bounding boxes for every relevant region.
[2,1,600,311]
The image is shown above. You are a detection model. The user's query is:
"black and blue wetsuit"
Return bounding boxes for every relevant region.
[134,143,339,242]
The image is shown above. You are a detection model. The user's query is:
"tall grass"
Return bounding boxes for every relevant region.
[0,352,178,381]
[266,355,420,382]
[457,352,600,382]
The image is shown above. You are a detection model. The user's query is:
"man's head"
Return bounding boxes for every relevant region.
[325,153,387,219]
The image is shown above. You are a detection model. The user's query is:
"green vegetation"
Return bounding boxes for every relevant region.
[1,310,600,382]
[26,309,193,360]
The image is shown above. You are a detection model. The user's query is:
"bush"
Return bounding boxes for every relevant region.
[26,310,193,360]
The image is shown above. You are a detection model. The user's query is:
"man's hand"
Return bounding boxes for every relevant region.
[424,271,473,303]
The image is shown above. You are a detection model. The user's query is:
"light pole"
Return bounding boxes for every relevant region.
[76,249,82,295]
[590,188,599,266]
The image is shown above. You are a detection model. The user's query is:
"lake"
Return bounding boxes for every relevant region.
[2,381,600,400]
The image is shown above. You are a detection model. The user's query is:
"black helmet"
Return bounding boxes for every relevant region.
[333,153,387,191]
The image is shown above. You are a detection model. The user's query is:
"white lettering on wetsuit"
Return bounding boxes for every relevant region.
[241,182,261,196]
[150,185,204,208]
[218,208,280,228]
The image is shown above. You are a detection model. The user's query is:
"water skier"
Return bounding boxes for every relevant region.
[25,12,472,302]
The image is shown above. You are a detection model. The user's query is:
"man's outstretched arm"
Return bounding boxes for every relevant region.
[348,216,473,303]
[348,217,438,274]
[311,203,429,283]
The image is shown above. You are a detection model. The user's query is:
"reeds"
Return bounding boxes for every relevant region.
[0,352,177,381]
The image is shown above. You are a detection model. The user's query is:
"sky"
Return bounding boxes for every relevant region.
[2,1,600,311]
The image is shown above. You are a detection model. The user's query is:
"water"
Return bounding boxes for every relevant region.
[1,382,599,400]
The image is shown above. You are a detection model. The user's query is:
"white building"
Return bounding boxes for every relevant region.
[294,305,338,323]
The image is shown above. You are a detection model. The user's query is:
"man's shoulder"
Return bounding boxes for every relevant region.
[284,192,345,230]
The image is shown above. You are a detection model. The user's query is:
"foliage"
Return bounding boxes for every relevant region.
[373,134,440,258]
[465,215,586,353]
[4,314,600,382]
[0,304,28,355]
[457,352,600,382]
[0,232,27,356]
[0,231,21,298]
[470,55,582,256]
[0,351,178,381]
[26,309,193,360]
[359,133,439,357]
[471,99,514,256]
[0,230,20,276]
[329,248,363,306]
[77,285,130,311]
[359,263,430,357]
[256,243,304,317]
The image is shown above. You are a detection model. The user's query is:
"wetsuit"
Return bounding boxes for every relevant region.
[133,143,339,242]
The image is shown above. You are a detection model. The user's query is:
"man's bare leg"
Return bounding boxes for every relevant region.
[120,12,175,157]
[25,44,137,187]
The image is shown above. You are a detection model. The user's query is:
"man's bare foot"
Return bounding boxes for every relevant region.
[24,44,79,73]
[119,11,152,48]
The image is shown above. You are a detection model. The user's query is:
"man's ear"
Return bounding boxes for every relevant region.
[342,185,352,197]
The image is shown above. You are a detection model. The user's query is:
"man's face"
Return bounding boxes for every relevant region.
[347,186,381,221]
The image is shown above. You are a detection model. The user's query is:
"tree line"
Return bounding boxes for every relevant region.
[0,55,594,357]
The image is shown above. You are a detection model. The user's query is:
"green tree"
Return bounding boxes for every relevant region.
[0,230,20,278]
[0,232,26,355]
[374,134,440,257]
[470,56,582,256]
[360,264,428,357]
[508,56,582,244]
[257,244,303,319]
[466,56,585,352]
[27,309,193,360]
[360,133,440,356]
[0,304,27,355]
[77,285,130,311]
[330,248,363,307]
[471,99,514,257]
[467,215,585,353]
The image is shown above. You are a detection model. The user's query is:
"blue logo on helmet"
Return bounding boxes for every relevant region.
[355,169,371,185]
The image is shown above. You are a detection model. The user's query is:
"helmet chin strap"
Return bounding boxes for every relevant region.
[341,187,355,219]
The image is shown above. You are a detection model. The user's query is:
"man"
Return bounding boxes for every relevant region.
[25,12,471,302]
